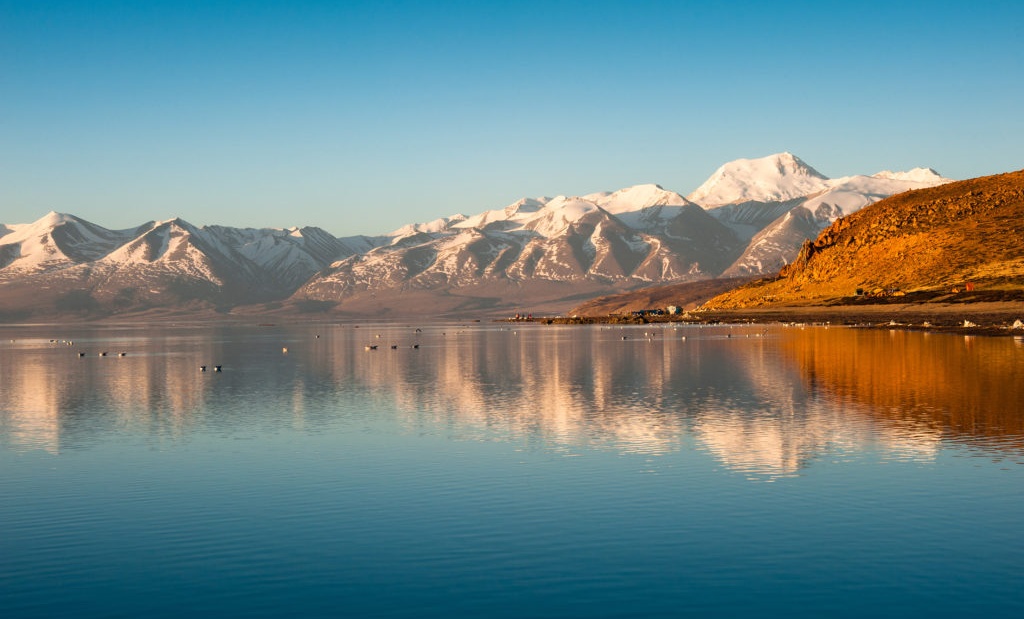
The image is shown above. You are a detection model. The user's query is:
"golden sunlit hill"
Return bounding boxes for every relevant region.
[701,169,1024,310]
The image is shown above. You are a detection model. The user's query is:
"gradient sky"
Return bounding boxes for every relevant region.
[2,0,1022,237]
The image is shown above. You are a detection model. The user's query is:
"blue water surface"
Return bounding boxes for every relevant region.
[1,322,1022,617]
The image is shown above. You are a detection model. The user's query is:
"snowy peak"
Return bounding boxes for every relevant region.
[503,197,547,217]
[390,215,467,238]
[871,167,950,184]
[38,210,78,227]
[3,211,84,243]
[524,196,601,237]
[687,152,831,207]
[0,211,145,270]
[447,185,696,238]
[592,184,694,214]
[450,197,554,233]
[103,218,196,264]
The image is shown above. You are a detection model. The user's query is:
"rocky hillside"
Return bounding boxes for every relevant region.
[702,169,1024,309]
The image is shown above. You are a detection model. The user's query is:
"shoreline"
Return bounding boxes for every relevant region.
[531,301,1024,337]
[3,301,1023,337]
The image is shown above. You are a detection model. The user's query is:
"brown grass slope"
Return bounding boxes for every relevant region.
[702,169,1024,309]
[567,277,756,316]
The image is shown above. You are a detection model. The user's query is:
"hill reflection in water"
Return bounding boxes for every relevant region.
[2,323,1022,477]
[780,327,1024,453]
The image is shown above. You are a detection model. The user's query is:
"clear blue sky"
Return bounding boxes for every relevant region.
[2,0,1022,236]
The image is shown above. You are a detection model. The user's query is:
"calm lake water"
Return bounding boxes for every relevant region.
[2,322,1023,617]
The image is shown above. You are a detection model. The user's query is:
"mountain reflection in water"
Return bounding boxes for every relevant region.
[2,323,1022,478]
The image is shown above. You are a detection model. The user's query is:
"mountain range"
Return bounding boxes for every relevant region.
[0,153,952,320]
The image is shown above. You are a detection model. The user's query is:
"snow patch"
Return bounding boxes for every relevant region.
[591,184,692,214]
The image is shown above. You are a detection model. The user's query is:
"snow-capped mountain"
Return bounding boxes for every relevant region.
[687,152,831,207]
[292,184,745,313]
[0,212,149,274]
[690,153,953,276]
[0,154,954,318]
[0,214,379,316]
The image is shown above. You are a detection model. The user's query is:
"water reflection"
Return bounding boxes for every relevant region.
[2,323,1022,475]
[780,328,1024,452]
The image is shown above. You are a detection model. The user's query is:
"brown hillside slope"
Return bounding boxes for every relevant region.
[568,277,756,316]
[702,169,1024,309]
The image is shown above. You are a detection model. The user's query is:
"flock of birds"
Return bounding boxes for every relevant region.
[26,324,775,378]
[617,327,769,341]
[34,337,222,372]
[363,343,420,351]
[361,328,423,351]
[37,338,137,358]
[46,329,430,373]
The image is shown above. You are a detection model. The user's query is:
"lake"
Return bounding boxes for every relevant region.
[2,321,1023,617]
